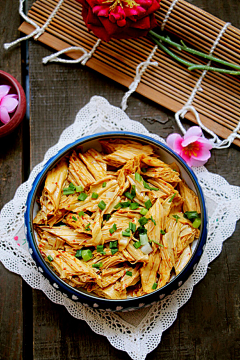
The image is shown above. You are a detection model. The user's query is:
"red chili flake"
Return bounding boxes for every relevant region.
[73,240,75,242]
[68,205,70,208]
[110,233,112,236]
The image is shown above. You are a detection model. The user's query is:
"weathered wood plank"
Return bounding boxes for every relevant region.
[0,1,24,359]
[26,0,240,359]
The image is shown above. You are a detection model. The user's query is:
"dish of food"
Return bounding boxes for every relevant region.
[33,137,202,300]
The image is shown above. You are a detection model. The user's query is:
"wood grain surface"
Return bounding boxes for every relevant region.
[19,0,240,146]
[0,0,240,359]
[0,1,24,359]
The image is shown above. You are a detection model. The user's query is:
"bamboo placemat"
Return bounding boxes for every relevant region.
[19,0,240,146]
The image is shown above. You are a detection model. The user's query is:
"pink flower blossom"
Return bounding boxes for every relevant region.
[166,126,212,167]
[0,85,19,125]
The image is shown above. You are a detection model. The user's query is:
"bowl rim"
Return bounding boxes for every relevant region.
[25,131,207,306]
[0,70,26,137]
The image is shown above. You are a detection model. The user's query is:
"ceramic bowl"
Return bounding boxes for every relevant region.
[0,70,26,137]
[25,132,207,311]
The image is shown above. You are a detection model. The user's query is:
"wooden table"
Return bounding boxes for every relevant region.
[0,1,239,359]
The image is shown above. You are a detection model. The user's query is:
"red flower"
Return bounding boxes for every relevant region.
[76,0,161,41]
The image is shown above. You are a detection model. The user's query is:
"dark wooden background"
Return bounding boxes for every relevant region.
[0,0,239,359]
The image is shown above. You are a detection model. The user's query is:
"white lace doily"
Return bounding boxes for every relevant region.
[1,96,240,360]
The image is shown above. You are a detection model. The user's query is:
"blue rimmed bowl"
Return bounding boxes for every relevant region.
[24,132,207,311]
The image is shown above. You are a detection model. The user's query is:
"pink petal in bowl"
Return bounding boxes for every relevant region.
[0,70,26,137]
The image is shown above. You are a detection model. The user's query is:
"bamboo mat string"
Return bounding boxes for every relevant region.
[42,40,101,65]
[174,21,240,148]
[5,0,240,147]
[121,45,158,110]
[4,0,64,49]
[34,0,64,39]
[161,0,179,31]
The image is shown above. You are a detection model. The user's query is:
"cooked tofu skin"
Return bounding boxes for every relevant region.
[34,139,202,299]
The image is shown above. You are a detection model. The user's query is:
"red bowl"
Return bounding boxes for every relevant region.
[0,70,26,137]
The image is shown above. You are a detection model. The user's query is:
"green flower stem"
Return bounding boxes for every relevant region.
[188,64,240,75]
[150,36,194,67]
[149,30,240,75]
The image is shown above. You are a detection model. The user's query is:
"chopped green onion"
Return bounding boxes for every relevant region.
[75,249,82,258]
[133,241,141,249]
[78,211,85,217]
[91,192,99,199]
[140,208,148,216]
[63,183,76,194]
[98,200,106,210]
[145,199,152,210]
[105,214,111,221]
[143,181,150,190]
[78,192,88,201]
[140,233,149,245]
[150,216,156,225]
[172,214,180,223]
[120,201,131,208]
[125,186,136,200]
[92,262,103,269]
[72,215,78,221]
[135,172,142,182]
[102,182,107,188]
[138,217,149,226]
[97,245,105,254]
[126,271,132,276]
[111,248,118,255]
[81,249,93,262]
[122,230,131,237]
[192,217,201,228]
[141,243,153,255]
[129,222,136,233]
[124,191,135,200]
[75,185,84,192]
[109,240,118,249]
[109,223,117,234]
[143,180,158,191]
[131,185,136,197]
[137,226,148,235]
[63,189,75,195]
[168,193,176,203]
[114,203,121,209]
[85,223,91,231]
[160,229,166,235]
[130,202,139,210]
[152,282,158,290]
[151,239,164,247]
[47,255,53,262]
[184,211,199,220]
[141,167,147,173]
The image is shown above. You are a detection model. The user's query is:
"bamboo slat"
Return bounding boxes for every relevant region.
[19,0,240,146]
